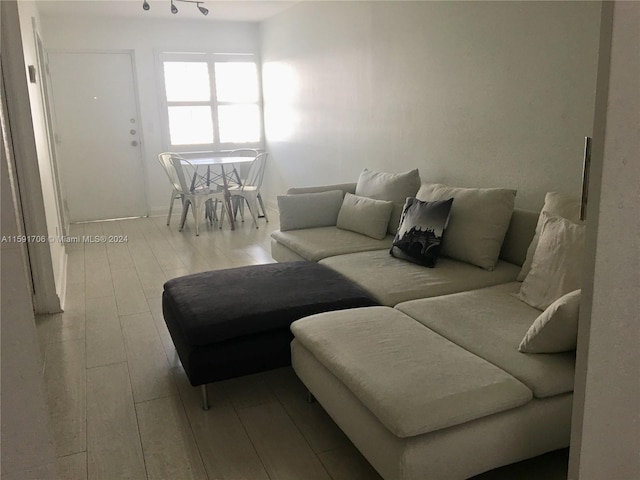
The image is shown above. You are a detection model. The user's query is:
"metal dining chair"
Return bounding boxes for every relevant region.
[157,152,228,236]
[226,152,269,229]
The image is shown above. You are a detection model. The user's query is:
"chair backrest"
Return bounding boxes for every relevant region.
[243,152,268,189]
[158,152,193,194]
[228,148,260,157]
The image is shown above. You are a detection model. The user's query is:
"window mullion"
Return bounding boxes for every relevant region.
[208,59,220,150]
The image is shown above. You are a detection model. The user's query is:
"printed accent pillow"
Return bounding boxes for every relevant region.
[355,168,421,235]
[519,290,581,353]
[278,190,343,231]
[336,193,394,240]
[417,183,516,270]
[518,192,583,281]
[517,212,585,310]
[390,197,454,267]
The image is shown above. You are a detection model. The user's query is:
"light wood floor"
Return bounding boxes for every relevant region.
[37,210,568,480]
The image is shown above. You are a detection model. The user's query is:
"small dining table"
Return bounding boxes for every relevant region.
[181,155,256,231]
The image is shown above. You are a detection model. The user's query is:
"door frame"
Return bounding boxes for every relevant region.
[33,19,68,235]
[46,48,151,220]
[1,2,61,313]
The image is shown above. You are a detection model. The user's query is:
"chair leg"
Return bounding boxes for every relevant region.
[192,199,202,236]
[245,197,259,229]
[218,200,227,229]
[179,200,190,232]
[232,196,244,222]
[257,193,269,222]
[167,191,177,226]
[211,200,219,222]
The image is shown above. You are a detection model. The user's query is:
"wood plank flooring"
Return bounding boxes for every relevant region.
[37,211,568,480]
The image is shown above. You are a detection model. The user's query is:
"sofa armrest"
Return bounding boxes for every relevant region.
[287,182,357,196]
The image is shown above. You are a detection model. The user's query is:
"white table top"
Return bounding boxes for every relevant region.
[181,156,256,166]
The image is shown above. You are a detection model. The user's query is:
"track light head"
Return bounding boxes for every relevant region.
[142,0,150,11]
[198,3,209,16]
[171,0,178,14]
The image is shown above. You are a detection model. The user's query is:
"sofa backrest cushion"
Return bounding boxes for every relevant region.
[499,208,539,266]
[516,213,585,310]
[287,182,357,196]
[277,189,343,231]
[355,168,421,235]
[417,183,516,271]
[336,193,394,240]
[517,192,583,281]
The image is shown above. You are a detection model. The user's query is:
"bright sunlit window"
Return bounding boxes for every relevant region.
[160,53,262,149]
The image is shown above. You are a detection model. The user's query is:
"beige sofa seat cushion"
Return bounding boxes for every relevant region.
[320,250,520,306]
[396,283,576,398]
[271,227,393,262]
[291,306,532,439]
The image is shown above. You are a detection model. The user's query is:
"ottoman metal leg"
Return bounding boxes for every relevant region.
[201,384,210,410]
[307,390,316,404]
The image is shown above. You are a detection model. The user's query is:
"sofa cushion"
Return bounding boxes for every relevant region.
[517,213,585,310]
[518,192,583,281]
[519,289,581,353]
[337,193,394,240]
[271,227,393,262]
[277,189,344,231]
[417,183,516,271]
[355,168,421,235]
[396,283,576,398]
[320,249,520,306]
[291,306,532,438]
[390,197,453,267]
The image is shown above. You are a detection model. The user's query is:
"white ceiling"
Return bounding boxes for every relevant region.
[35,0,300,23]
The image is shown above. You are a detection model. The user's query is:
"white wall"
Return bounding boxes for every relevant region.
[569,1,640,478]
[260,1,601,211]
[40,14,260,216]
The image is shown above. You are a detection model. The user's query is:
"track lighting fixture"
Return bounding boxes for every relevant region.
[142,0,210,17]
[197,3,209,16]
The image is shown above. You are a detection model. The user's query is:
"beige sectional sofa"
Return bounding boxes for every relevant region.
[270,174,581,479]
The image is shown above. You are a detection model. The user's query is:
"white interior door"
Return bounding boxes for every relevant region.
[48,51,147,222]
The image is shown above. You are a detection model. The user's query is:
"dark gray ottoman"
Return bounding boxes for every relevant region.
[162,261,379,409]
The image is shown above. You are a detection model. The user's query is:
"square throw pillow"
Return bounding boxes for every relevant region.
[417,183,516,270]
[517,192,583,281]
[518,212,585,310]
[336,193,394,240]
[277,189,344,231]
[519,289,581,353]
[355,168,421,235]
[390,197,454,267]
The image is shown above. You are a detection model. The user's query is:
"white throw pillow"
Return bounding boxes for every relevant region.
[355,168,421,235]
[277,190,344,231]
[336,193,394,240]
[416,183,516,270]
[517,213,585,310]
[519,290,581,353]
[518,192,583,281]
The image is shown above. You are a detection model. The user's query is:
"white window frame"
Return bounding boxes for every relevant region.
[157,51,264,152]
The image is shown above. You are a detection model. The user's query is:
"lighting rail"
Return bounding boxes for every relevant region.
[143,0,209,16]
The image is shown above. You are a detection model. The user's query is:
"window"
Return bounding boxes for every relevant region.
[159,52,262,150]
